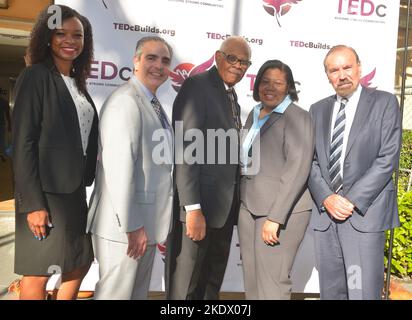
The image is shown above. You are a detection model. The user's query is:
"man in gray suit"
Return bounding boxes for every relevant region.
[166,36,251,299]
[308,45,401,300]
[87,36,174,299]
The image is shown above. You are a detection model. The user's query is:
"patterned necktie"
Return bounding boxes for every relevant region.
[227,87,242,130]
[151,96,169,129]
[329,97,348,193]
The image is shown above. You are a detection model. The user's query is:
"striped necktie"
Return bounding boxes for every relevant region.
[151,96,169,129]
[227,87,242,130]
[329,97,348,193]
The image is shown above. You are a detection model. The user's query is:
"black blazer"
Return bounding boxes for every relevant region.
[12,59,98,214]
[172,66,240,228]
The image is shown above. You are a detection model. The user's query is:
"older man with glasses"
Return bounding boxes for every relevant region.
[166,36,252,300]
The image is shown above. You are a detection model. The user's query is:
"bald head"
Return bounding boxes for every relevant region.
[215,36,252,87]
[220,36,251,59]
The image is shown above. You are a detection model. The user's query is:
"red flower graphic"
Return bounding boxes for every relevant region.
[170,55,215,92]
[157,242,167,263]
[263,0,302,27]
[157,242,166,256]
[360,68,377,89]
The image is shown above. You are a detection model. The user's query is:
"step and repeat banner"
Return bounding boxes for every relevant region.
[53,0,400,293]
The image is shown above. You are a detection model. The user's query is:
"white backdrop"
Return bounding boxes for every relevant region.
[52,0,400,293]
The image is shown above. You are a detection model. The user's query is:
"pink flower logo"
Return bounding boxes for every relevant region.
[157,242,166,256]
[263,0,302,27]
[170,55,215,92]
[360,68,377,89]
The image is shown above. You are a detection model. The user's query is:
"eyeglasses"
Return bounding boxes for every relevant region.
[260,79,287,88]
[219,51,252,68]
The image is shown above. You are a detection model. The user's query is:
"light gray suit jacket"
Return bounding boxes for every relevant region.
[87,76,174,244]
[240,103,314,225]
[308,86,401,232]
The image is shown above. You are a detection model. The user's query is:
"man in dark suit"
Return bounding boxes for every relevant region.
[166,36,252,299]
[308,45,401,299]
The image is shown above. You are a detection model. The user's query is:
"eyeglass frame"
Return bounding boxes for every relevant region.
[259,78,288,88]
[218,50,252,68]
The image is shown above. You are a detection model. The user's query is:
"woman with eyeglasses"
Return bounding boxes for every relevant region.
[238,60,314,299]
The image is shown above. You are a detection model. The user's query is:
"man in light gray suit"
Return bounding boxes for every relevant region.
[87,36,174,299]
[308,45,401,300]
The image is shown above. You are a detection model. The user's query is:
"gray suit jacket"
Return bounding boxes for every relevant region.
[87,76,174,244]
[308,86,401,232]
[240,103,314,224]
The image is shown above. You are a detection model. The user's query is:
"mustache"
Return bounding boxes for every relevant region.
[338,80,352,86]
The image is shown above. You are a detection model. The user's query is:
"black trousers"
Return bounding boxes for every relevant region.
[165,199,237,300]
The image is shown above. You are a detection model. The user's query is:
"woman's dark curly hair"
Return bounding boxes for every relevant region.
[28,4,93,95]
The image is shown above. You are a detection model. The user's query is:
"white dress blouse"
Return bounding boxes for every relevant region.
[61,74,94,155]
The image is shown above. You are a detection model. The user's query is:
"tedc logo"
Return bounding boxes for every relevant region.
[170,55,215,92]
[338,0,386,18]
[263,0,302,27]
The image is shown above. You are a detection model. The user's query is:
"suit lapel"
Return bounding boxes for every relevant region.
[49,65,82,149]
[129,77,174,162]
[209,66,234,130]
[321,96,335,162]
[345,86,373,159]
[260,111,282,136]
[243,109,253,130]
[130,76,162,127]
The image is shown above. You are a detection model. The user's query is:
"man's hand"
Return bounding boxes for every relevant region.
[262,220,280,246]
[126,227,147,259]
[323,194,354,221]
[186,209,206,241]
[27,209,51,240]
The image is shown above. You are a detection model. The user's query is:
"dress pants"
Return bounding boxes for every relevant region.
[92,234,156,300]
[314,218,386,300]
[238,204,310,300]
[166,213,234,300]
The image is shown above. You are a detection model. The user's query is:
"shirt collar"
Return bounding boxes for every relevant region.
[336,84,362,104]
[223,82,232,91]
[133,75,155,101]
[255,95,292,115]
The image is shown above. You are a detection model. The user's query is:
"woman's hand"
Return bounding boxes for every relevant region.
[262,219,280,246]
[27,210,52,240]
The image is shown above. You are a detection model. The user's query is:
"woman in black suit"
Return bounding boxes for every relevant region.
[12,5,98,300]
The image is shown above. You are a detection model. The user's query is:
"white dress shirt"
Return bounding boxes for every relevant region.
[61,74,94,155]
